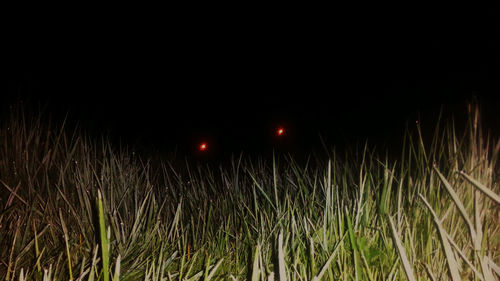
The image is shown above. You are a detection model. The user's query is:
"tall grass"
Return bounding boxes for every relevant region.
[0,102,499,280]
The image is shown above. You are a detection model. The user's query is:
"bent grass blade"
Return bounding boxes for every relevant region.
[388,216,416,281]
[419,194,461,281]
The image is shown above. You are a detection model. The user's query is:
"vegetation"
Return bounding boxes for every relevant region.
[0,103,499,280]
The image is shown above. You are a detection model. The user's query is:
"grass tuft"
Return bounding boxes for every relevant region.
[0,101,499,280]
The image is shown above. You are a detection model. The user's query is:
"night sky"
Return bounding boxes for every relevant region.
[5,5,500,160]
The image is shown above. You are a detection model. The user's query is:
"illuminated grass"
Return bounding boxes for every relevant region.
[1,102,499,280]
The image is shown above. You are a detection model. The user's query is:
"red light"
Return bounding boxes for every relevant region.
[199,142,207,151]
[277,127,285,136]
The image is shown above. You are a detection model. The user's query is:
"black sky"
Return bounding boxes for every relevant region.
[5,5,500,159]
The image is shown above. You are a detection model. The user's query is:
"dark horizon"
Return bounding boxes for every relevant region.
[5,5,499,160]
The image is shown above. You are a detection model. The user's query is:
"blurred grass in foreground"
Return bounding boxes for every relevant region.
[0,102,499,280]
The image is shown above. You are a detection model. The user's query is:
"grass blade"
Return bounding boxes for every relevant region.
[59,209,74,281]
[313,233,345,281]
[419,194,461,281]
[277,231,287,281]
[98,190,110,281]
[346,210,362,281]
[388,216,416,281]
[459,171,500,205]
[251,244,261,281]
[206,258,223,281]
[434,166,477,239]
[112,254,121,281]
[485,256,500,277]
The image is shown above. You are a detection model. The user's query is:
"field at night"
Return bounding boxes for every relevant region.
[5,4,500,280]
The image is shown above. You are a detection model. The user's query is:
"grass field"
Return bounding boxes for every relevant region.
[1,103,499,280]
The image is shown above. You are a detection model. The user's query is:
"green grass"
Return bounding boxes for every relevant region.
[1,102,499,280]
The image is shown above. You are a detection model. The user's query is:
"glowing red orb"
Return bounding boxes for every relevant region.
[199,142,207,151]
[277,127,285,136]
